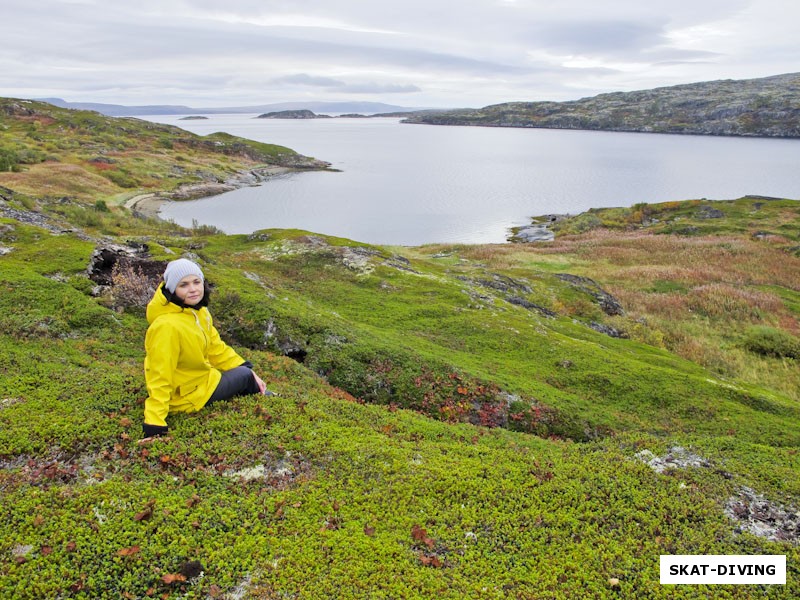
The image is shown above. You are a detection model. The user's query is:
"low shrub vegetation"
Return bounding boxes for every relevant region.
[0,101,798,598]
[743,325,800,359]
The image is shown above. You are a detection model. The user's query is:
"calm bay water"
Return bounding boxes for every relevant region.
[142,114,800,245]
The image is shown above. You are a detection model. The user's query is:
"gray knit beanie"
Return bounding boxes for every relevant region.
[163,259,204,293]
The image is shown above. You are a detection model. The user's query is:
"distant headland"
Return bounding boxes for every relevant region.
[403,72,800,138]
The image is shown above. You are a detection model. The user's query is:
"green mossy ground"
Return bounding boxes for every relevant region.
[1,102,799,598]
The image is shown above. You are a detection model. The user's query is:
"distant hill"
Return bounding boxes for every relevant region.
[36,98,425,117]
[35,98,197,116]
[404,72,800,138]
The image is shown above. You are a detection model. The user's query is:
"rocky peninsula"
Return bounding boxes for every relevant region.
[0,98,332,220]
[403,72,800,138]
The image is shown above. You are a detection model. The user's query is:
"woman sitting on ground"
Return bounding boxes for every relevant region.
[142,258,269,438]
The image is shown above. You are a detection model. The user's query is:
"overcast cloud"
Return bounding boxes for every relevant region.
[1,0,797,108]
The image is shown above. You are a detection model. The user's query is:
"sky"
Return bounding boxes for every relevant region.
[2,0,797,109]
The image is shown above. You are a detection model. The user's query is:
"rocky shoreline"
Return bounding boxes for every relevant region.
[124,164,325,219]
[509,214,570,243]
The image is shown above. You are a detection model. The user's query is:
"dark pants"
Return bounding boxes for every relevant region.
[206,366,260,405]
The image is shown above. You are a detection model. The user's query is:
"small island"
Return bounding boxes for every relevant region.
[178,115,209,120]
[256,110,332,119]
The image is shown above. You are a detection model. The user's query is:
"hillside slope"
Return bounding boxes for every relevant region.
[0,101,798,598]
[403,72,800,138]
[1,188,799,598]
[0,98,330,204]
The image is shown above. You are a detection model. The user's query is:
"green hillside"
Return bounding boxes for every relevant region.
[0,101,798,598]
[0,98,329,203]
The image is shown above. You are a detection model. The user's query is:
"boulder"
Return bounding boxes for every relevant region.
[514,224,555,242]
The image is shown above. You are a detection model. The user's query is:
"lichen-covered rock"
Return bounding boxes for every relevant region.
[556,273,625,316]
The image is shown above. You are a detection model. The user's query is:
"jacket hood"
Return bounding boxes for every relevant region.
[146,284,188,325]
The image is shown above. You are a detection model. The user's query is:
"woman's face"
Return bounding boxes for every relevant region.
[174,275,204,306]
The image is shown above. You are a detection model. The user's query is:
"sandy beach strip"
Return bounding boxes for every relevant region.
[123,193,169,218]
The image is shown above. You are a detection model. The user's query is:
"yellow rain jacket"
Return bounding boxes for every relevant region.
[143,284,245,428]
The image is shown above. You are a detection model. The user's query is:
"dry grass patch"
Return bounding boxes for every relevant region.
[612,289,690,319]
[0,162,120,199]
[612,265,715,286]
[522,230,799,291]
[456,244,517,267]
[686,284,784,321]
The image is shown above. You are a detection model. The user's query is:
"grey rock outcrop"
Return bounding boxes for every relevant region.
[513,224,554,242]
[555,274,624,316]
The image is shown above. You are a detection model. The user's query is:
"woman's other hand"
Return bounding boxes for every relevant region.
[252,371,267,395]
